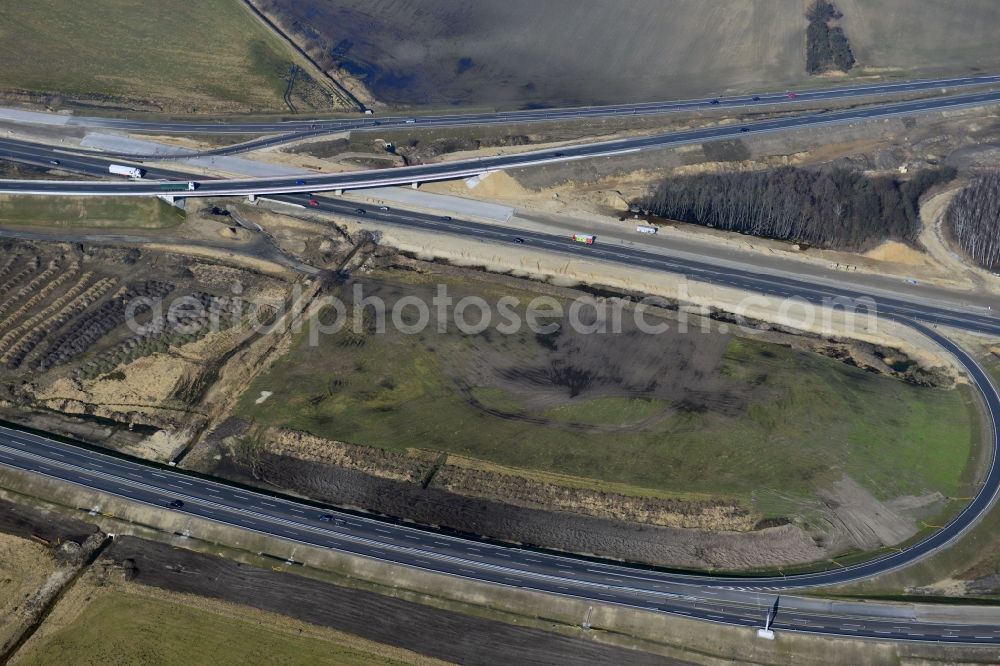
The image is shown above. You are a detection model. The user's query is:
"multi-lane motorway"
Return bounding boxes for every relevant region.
[1,183,1000,644]
[3,72,997,159]
[4,73,1000,136]
[3,88,1000,197]
[2,81,1000,644]
[0,318,998,644]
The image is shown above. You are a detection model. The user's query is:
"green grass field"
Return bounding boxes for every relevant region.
[0,196,184,229]
[0,1,298,113]
[17,593,415,666]
[236,274,976,512]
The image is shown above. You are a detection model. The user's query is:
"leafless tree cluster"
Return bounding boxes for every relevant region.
[640,167,954,251]
[806,0,855,74]
[947,173,1000,271]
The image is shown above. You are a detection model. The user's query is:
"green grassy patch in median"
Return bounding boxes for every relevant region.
[0,196,185,229]
[236,272,977,516]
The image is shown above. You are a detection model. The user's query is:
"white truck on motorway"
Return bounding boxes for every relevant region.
[109,164,145,179]
[636,224,658,235]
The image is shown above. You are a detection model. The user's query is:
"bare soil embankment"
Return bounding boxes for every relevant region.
[0,240,294,460]
[220,448,827,570]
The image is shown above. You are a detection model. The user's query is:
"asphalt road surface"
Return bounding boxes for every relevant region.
[3,88,1000,197]
[0,317,997,644]
[21,73,1000,160]
[3,73,999,137]
[3,90,1000,642]
[4,140,997,337]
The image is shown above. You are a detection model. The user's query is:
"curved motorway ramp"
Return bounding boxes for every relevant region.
[0,319,998,643]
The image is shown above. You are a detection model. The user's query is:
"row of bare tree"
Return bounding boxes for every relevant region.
[640,167,955,251]
[947,173,1000,271]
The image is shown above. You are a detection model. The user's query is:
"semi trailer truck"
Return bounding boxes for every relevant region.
[108,164,145,179]
[159,182,198,191]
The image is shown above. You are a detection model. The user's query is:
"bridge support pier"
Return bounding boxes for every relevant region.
[157,194,185,210]
[247,194,257,203]
[334,189,343,196]
[411,182,419,190]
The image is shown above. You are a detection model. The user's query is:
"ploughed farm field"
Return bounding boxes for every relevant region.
[257,0,1000,108]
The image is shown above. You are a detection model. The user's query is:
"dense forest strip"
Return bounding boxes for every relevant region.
[947,173,1000,271]
[639,167,955,251]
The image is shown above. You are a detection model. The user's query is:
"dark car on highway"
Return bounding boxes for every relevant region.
[296,179,307,185]
[752,96,761,102]
[319,513,335,522]
[710,99,720,105]
[513,237,525,244]
[356,208,367,215]
[740,127,750,133]
[168,499,184,509]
